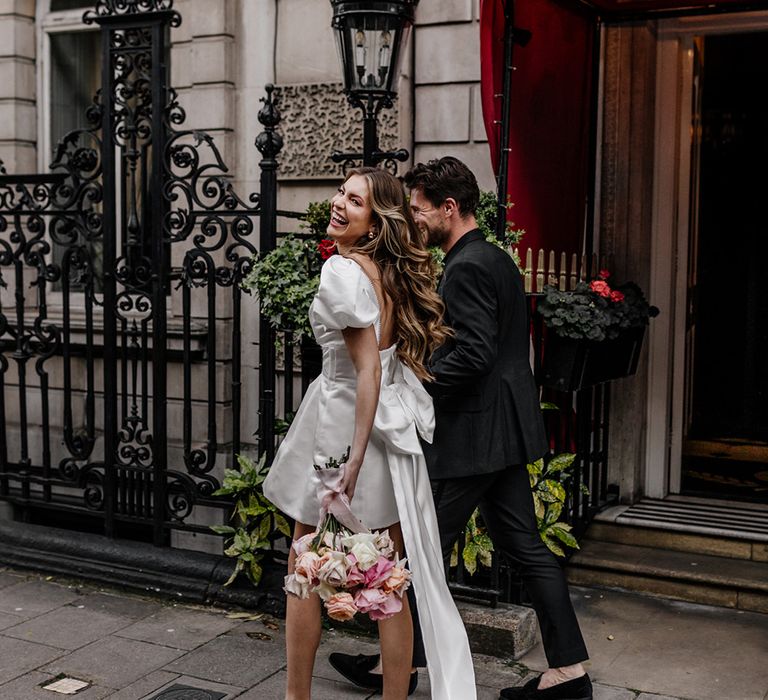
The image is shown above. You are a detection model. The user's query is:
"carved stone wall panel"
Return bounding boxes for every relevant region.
[274,82,400,180]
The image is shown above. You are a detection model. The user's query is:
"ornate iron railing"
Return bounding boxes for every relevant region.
[0,0,280,546]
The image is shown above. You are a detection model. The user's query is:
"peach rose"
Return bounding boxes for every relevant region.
[294,551,321,584]
[317,551,349,588]
[382,567,411,596]
[325,592,358,621]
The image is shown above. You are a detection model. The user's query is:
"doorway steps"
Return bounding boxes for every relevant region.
[566,498,768,613]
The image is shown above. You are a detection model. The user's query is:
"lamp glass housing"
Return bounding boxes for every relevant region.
[331,1,417,97]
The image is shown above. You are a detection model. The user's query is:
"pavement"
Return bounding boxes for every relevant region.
[0,566,766,700]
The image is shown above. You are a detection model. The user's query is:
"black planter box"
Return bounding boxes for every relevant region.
[539,326,646,392]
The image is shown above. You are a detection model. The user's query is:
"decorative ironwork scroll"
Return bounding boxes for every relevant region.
[0,0,280,545]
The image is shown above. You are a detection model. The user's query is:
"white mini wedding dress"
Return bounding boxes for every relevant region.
[263,254,477,700]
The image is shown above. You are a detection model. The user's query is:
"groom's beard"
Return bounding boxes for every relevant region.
[425,222,450,248]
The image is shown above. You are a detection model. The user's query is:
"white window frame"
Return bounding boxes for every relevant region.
[646,10,768,499]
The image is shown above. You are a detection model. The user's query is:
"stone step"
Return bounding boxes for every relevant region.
[585,521,768,562]
[566,539,768,614]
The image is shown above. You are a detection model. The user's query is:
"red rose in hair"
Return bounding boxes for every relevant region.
[598,269,611,280]
[589,280,612,298]
[318,239,336,260]
[610,290,625,303]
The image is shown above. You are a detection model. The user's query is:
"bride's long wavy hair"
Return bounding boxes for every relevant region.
[343,167,451,380]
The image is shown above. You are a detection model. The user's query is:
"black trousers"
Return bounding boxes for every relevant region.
[411,465,588,668]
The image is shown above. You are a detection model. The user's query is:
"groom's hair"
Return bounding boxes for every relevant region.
[403,156,480,218]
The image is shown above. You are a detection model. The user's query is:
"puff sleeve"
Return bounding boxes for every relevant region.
[311,255,379,331]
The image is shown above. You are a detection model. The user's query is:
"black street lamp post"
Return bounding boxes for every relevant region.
[329,0,419,169]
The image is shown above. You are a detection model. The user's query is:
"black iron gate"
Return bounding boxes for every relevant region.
[0,0,281,547]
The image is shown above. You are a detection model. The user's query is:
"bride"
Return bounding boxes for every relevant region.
[263,167,476,700]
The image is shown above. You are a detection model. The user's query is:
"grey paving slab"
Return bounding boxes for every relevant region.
[238,671,375,699]
[75,591,164,621]
[137,675,244,700]
[0,636,64,685]
[163,633,286,687]
[520,586,768,700]
[115,605,240,650]
[636,694,682,700]
[103,670,179,700]
[3,603,134,650]
[594,684,638,700]
[39,635,184,688]
[472,654,528,692]
[0,610,25,631]
[0,579,81,619]
[0,570,25,590]
[0,670,112,699]
[310,629,380,683]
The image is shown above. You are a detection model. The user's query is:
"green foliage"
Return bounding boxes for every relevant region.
[476,190,526,250]
[304,199,332,236]
[241,235,322,341]
[210,453,292,587]
[450,508,494,575]
[538,277,659,343]
[431,191,526,270]
[527,453,582,557]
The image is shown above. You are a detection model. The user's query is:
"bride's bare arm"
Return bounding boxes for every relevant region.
[341,324,381,500]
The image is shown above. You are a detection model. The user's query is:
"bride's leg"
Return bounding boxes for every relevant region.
[378,522,414,700]
[285,522,321,700]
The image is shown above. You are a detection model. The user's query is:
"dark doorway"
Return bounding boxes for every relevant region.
[682,31,768,502]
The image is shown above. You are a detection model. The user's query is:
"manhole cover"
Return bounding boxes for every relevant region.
[148,685,227,700]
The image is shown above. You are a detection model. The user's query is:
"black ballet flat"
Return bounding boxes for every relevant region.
[499,674,593,700]
[329,652,418,695]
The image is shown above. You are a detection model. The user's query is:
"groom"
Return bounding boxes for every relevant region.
[330,157,592,700]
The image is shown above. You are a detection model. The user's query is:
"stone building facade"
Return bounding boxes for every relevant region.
[2,1,765,555]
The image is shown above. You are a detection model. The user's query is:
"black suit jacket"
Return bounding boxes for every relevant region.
[423,230,548,479]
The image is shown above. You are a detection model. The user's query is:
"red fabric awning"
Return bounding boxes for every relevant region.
[480,0,594,256]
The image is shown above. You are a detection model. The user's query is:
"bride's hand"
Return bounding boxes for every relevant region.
[341,459,362,501]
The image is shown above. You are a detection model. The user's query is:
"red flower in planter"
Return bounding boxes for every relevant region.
[589,280,612,298]
[318,239,337,260]
[609,290,625,303]
[598,269,611,280]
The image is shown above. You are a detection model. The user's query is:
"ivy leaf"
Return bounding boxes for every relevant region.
[225,559,245,586]
[274,514,292,537]
[550,524,580,550]
[462,541,480,576]
[547,453,576,473]
[210,525,237,535]
[249,559,263,585]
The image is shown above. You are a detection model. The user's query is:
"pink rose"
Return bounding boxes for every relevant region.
[325,592,358,621]
[382,567,411,596]
[610,290,625,303]
[295,551,321,584]
[363,556,395,588]
[345,556,366,587]
[353,587,403,620]
[589,280,612,298]
[292,532,316,556]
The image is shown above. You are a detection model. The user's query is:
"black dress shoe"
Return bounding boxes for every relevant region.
[328,652,418,695]
[500,674,593,700]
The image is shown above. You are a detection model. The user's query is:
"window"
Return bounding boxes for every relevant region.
[40,4,102,292]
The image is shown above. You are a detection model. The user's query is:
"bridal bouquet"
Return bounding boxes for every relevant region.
[283,448,411,622]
